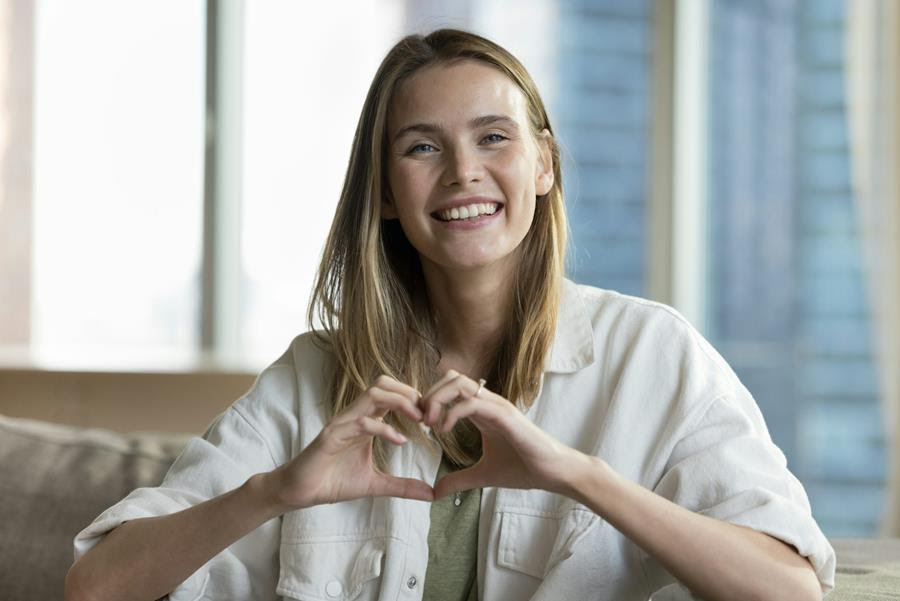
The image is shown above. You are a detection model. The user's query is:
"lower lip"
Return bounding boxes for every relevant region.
[433,206,504,230]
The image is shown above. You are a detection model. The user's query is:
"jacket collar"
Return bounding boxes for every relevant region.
[546,278,596,373]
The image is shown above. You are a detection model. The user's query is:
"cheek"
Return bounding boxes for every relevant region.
[388,164,428,208]
[495,153,538,226]
[387,163,405,196]
[386,166,431,246]
[495,149,535,189]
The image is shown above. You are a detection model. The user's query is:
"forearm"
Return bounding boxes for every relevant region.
[65,473,283,601]
[561,453,821,601]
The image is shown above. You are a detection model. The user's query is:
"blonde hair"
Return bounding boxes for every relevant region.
[308,29,567,468]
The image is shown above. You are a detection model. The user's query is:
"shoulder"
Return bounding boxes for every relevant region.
[567,280,705,350]
[569,281,683,322]
[227,331,336,449]
[563,279,742,408]
[238,331,335,404]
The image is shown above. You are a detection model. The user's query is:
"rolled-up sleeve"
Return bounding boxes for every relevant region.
[73,405,283,600]
[646,395,836,597]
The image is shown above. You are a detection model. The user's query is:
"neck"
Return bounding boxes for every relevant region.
[420,258,516,376]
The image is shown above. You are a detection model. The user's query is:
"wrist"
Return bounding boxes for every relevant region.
[558,450,614,507]
[243,470,293,520]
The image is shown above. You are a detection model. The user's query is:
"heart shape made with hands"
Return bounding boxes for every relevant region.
[287,369,578,510]
[410,370,574,502]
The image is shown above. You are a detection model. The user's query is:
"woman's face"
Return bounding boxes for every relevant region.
[385,60,553,276]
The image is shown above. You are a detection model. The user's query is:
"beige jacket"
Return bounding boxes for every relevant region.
[74,279,836,600]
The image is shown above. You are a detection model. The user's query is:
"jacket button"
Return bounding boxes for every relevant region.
[326,580,343,597]
[407,575,418,589]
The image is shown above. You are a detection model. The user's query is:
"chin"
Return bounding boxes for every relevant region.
[444,252,517,273]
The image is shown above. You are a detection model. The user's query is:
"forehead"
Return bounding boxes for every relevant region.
[388,60,529,132]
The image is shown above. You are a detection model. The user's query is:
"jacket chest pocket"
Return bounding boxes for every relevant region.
[277,535,386,601]
[497,507,598,579]
[277,506,388,601]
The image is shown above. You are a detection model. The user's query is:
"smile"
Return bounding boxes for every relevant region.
[430,204,504,230]
[432,202,502,222]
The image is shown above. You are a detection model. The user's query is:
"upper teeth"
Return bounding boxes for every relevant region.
[438,203,499,221]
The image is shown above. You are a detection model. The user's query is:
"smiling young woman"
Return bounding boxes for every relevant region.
[66,29,834,601]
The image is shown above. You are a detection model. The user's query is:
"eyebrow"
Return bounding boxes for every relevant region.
[392,114,520,142]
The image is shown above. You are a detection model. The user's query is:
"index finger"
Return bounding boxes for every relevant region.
[422,369,464,400]
[372,374,422,403]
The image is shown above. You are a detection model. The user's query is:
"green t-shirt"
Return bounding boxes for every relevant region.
[423,454,482,601]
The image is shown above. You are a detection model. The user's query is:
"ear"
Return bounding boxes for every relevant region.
[534,129,554,196]
[382,191,398,220]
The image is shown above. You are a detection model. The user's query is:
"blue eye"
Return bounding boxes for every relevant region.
[409,143,437,153]
[483,133,508,144]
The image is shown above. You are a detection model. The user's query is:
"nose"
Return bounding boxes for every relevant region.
[440,144,483,187]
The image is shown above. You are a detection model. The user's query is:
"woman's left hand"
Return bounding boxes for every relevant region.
[420,369,581,500]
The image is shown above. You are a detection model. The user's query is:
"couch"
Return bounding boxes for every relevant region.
[0,414,190,600]
[1,414,898,600]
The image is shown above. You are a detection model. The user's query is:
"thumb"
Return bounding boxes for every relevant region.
[434,465,487,500]
[373,474,435,502]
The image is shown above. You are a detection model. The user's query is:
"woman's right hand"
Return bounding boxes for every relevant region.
[263,375,433,511]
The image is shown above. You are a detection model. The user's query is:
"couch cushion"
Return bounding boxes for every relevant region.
[828,538,900,600]
[0,415,190,601]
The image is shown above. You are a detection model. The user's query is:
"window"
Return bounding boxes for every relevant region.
[557,0,653,298]
[5,0,206,368]
[706,0,883,536]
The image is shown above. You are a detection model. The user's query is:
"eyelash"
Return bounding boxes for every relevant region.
[409,143,437,154]
[482,132,508,144]
[407,133,509,154]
